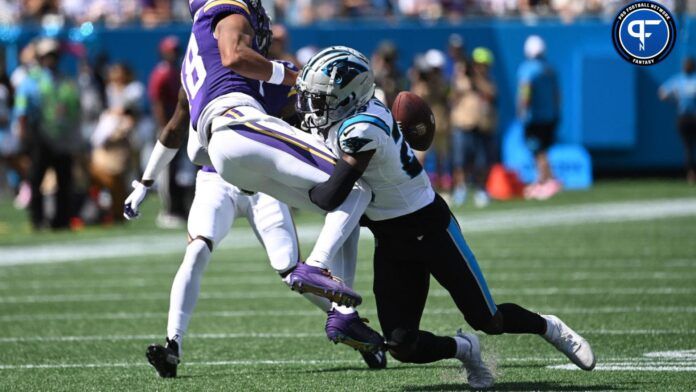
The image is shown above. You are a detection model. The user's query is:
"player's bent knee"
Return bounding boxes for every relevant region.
[189,236,214,252]
[469,311,504,335]
[386,328,419,363]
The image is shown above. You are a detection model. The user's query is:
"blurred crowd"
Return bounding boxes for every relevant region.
[0,35,195,230]
[0,29,560,233]
[0,0,691,26]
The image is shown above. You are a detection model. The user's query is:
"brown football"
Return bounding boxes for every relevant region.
[391,91,436,151]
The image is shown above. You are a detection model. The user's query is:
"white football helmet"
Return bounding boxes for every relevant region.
[295,46,375,130]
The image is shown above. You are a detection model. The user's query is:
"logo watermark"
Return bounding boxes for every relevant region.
[612,1,677,66]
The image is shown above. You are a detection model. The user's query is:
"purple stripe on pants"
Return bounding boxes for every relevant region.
[227,122,336,175]
[223,110,336,164]
[201,166,217,173]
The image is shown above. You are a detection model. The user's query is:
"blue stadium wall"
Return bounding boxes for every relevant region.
[3,17,695,171]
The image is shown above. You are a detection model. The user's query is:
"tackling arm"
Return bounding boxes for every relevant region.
[309,151,375,212]
[215,14,297,86]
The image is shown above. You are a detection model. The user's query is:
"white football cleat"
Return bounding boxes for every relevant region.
[542,315,596,370]
[455,330,494,389]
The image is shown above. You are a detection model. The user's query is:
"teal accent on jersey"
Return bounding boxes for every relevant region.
[337,114,391,139]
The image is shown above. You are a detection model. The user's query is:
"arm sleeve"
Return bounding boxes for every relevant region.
[338,119,390,155]
[309,158,364,212]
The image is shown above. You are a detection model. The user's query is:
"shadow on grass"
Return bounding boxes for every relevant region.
[401,382,626,391]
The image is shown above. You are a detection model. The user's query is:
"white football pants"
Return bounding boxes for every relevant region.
[206,104,371,267]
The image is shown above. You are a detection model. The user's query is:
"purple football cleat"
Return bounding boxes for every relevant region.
[288,262,362,307]
[326,309,386,369]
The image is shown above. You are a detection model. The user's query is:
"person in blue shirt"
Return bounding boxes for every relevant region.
[15,38,81,229]
[659,57,696,184]
[517,35,561,199]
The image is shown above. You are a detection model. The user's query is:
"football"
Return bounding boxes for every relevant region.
[391,91,436,151]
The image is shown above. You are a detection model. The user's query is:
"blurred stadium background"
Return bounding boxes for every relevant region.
[1,0,695,390]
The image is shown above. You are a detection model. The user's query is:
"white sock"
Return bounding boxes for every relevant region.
[542,315,555,339]
[302,293,332,312]
[332,304,356,315]
[306,181,370,268]
[167,239,212,352]
[453,335,472,361]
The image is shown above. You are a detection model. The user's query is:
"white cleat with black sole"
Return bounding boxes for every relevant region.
[455,330,494,389]
[542,314,596,371]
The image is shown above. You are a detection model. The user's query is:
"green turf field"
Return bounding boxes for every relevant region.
[1,180,695,391]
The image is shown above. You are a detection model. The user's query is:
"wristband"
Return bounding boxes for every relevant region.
[267,61,286,85]
[142,141,179,183]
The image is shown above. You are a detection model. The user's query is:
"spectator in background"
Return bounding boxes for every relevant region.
[372,41,408,107]
[0,62,14,149]
[517,35,561,200]
[15,38,81,230]
[8,42,38,210]
[20,0,59,22]
[0,0,20,24]
[411,49,451,192]
[450,47,497,208]
[90,63,143,223]
[444,33,466,81]
[660,57,696,185]
[141,0,172,27]
[268,25,298,65]
[148,36,191,228]
[11,43,38,91]
[0,61,19,195]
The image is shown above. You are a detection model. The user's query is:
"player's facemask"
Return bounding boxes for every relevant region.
[296,89,334,130]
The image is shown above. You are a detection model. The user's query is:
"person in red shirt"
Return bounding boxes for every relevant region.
[148,36,192,228]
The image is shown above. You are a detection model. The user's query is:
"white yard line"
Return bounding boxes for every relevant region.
[0,357,636,371]
[0,359,357,370]
[1,329,694,344]
[2,306,696,323]
[549,363,696,372]
[0,287,693,305]
[2,271,694,292]
[2,355,692,371]
[2,198,696,267]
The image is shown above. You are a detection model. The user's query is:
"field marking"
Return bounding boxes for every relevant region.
[3,270,695,292]
[2,257,693,281]
[1,329,694,344]
[1,286,693,305]
[550,363,696,372]
[550,350,696,372]
[2,306,696,323]
[644,350,696,359]
[0,357,628,371]
[2,197,696,266]
[0,359,356,370]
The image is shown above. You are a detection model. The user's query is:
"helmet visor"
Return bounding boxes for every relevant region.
[296,90,329,115]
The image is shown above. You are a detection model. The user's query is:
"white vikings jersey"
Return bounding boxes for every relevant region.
[320,98,435,221]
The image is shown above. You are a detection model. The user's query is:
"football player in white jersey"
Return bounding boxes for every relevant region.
[125,80,385,376]
[124,0,386,374]
[296,46,596,389]
[124,0,372,311]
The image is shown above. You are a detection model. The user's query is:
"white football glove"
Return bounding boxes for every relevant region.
[123,180,149,220]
